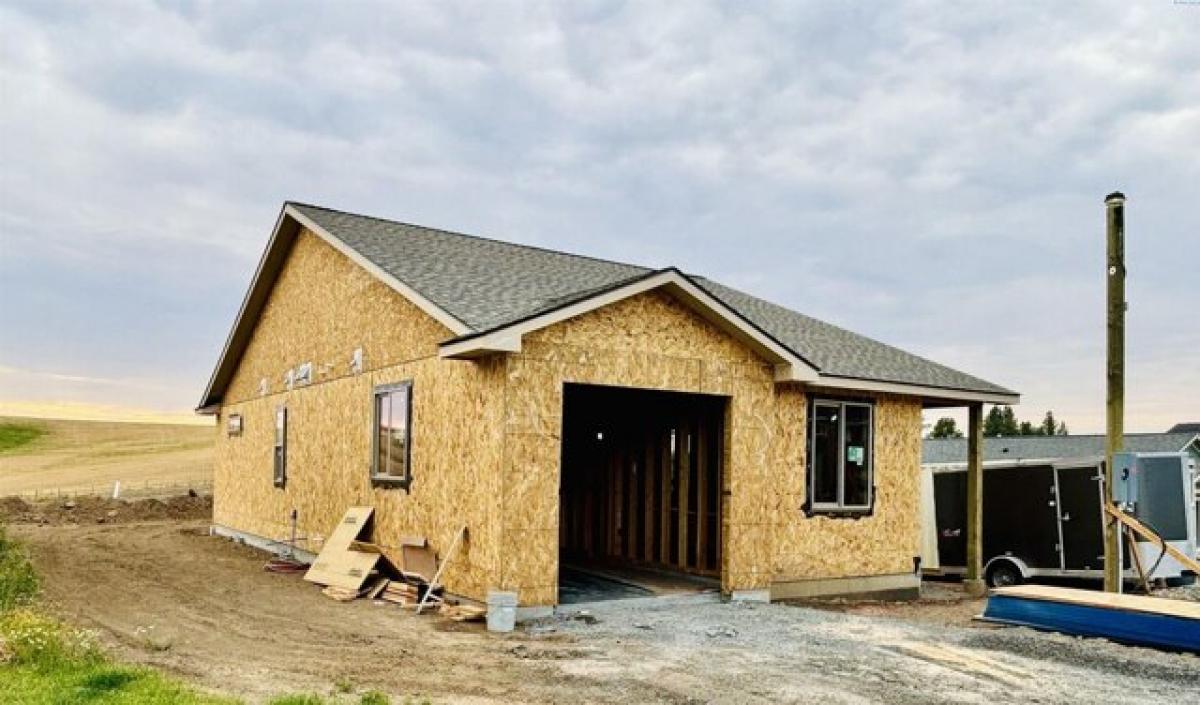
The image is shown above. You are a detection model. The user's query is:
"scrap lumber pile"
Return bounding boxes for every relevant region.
[440,603,487,622]
[377,580,423,606]
[301,509,478,620]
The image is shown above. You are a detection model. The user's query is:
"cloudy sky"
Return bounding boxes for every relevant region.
[1,1,1197,431]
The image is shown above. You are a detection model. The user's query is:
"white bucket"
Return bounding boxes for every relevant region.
[486,590,518,633]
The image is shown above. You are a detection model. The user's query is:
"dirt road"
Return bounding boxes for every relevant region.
[11,519,1199,704]
[0,417,212,497]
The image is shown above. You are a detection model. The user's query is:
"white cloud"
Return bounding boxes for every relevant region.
[0,1,1196,427]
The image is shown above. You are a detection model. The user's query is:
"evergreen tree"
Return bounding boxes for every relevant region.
[1018,420,1039,436]
[929,417,964,439]
[1000,406,1020,436]
[1042,411,1057,436]
[1056,421,1069,435]
[983,406,1007,437]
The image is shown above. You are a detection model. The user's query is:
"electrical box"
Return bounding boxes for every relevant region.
[1111,452,1139,505]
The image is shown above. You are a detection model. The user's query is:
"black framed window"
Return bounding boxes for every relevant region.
[273,406,287,488]
[808,399,873,513]
[372,381,412,488]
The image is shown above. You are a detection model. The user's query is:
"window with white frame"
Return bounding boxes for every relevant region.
[372,381,412,488]
[808,399,873,512]
[273,406,287,488]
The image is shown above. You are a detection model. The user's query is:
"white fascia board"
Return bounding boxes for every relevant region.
[438,269,820,382]
[812,375,1020,406]
[284,205,472,336]
[197,206,294,412]
[439,331,522,358]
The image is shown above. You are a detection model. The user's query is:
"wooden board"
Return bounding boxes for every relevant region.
[401,541,437,582]
[993,584,1200,621]
[985,584,1200,652]
[1104,504,1200,574]
[304,507,380,590]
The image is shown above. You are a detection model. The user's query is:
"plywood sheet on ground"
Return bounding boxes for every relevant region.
[304,507,380,590]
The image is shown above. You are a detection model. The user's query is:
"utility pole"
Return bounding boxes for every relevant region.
[1104,191,1126,593]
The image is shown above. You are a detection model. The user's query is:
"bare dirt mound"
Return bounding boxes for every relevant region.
[0,494,211,525]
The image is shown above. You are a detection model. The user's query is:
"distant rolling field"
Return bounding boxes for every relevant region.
[0,416,214,497]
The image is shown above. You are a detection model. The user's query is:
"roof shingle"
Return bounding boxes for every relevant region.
[290,202,1014,397]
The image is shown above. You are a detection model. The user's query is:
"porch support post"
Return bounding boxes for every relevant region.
[964,402,987,596]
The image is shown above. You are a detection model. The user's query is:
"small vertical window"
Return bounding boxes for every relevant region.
[372,382,412,488]
[273,406,287,488]
[808,399,873,513]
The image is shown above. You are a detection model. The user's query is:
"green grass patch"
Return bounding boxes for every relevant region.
[0,525,39,611]
[0,421,46,454]
[0,661,242,704]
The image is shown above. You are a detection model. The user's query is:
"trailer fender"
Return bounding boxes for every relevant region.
[984,556,1029,587]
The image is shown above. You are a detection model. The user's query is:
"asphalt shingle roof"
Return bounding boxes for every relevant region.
[922,433,1200,465]
[290,202,1015,397]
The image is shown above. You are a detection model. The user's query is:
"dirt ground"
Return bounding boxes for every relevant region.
[9,515,1198,705]
[0,494,212,525]
[0,416,212,497]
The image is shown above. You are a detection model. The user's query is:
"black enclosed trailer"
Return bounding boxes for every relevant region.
[925,454,1197,587]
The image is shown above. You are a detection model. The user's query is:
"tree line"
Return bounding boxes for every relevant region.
[928,406,1068,439]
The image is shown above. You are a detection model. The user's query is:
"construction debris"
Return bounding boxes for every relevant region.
[440,604,486,622]
[299,510,475,623]
[415,526,467,615]
[303,507,382,591]
[322,584,371,602]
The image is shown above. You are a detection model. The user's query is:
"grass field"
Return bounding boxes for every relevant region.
[0,417,213,498]
[0,421,46,454]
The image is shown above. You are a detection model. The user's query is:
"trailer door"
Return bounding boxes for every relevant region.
[1056,465,1105,571]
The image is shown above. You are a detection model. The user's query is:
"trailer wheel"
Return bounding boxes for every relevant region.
[985,560,1024,588]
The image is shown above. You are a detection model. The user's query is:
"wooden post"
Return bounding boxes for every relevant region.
[964,402,986,596]
[1104,191,1126,593]
[659,427,672,564]
[677,424,691,570]
[643,429,655,562]
[696,417,709,573]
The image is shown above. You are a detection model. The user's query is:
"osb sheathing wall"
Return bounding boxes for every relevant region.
[499,289,779,602]
[215,227,927,606]
[214,228,507,601]
[499,291,925,603]
[771,389,924,581]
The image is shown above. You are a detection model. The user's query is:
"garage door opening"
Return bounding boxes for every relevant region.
[559,383,725,603]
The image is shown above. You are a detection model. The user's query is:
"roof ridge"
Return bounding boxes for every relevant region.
[287,201,653,274]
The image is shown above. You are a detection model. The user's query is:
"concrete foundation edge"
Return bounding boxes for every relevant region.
[729,588,771,603]
[211,523,320,564]
[770,572,921,601]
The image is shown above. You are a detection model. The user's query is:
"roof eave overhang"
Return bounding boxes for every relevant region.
[810,375,1020,406]
[439,269,821,383]
[196,203,471,413]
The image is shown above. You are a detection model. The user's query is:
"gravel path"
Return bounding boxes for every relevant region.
[540,595,1200,704]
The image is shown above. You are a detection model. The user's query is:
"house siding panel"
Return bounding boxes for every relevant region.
[213,230,506,602]
[213,235,925,607]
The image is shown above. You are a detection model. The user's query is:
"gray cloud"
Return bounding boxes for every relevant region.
[1,1,1196,428]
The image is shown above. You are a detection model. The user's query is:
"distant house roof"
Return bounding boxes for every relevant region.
[923,433,1200,466]
[199,202,1019,410]
[1168,422,1200,434]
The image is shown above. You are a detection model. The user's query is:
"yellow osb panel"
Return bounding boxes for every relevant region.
[214,355,507,602]
[769,394,924,580]
[504,289,780,600]
[224,228,451,405]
